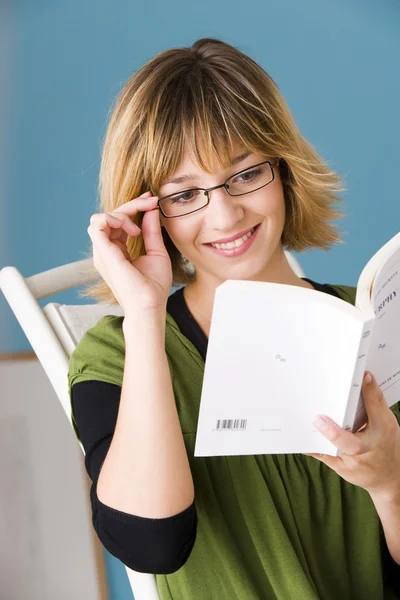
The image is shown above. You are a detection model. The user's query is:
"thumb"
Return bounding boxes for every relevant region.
[141,206,168,257]
[362,371,388,427]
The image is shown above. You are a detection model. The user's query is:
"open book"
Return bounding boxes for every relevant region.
[194,231,400,457]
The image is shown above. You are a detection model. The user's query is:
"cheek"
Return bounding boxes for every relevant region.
[254,189,285,218]
[162,221,196,252]
[265,182,286,215]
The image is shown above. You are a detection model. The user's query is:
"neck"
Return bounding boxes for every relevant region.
[183,248,313,337]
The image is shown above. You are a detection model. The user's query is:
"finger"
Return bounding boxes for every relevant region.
[88,215,136,256]
[312,415,366,455]
[141,205,168,257]
[88,218,146,287]
[90,213,139,236]
[107,212,141,238]
[112,194,159,216]
[303,452,341,469]
[361,371,389,428]
[89,213,120,233]
[113,239,131,260]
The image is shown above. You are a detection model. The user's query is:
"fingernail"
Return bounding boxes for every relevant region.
[313,417,328,431]
[364,371,373,384]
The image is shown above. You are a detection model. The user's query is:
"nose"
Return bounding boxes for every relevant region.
[205,185,244,228]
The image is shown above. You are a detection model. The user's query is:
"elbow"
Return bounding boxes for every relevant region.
[92,498,198,574]
[122,519,196,574]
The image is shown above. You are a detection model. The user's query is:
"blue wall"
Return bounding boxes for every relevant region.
[1,0,399,598]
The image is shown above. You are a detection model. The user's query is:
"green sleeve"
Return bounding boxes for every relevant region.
[328,283,357,306]
[67,315,126,440]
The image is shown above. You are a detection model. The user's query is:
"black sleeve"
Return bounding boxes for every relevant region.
[71,380,197,574]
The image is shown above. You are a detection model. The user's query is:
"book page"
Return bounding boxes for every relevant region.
[356,231,400,316]
[194,281,365,457]
[351,232,400,430]
[366,246,400,404]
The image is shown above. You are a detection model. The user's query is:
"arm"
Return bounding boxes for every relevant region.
[70,308,197,573]
[96,308,195,518]
[72,379,197,574]
[304,371,400,566]
[369,485,400,566]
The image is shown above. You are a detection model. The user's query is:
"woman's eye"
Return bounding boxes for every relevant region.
[176,192,194,203]
[235,169,260,183]
[170,189,200,204]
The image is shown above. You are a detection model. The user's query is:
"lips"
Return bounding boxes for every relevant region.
[204,221,261,257]
[205,224,260,245]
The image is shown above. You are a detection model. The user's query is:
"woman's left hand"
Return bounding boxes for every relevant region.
[304,371,400,496]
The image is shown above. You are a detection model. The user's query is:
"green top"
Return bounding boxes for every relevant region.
[68,283,400,599]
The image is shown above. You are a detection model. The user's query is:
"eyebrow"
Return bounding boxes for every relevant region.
[165,152,251,186]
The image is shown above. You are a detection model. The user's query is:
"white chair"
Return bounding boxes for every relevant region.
[0,252,305,600]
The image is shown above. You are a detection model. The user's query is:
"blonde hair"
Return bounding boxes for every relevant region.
[79,37,346,304]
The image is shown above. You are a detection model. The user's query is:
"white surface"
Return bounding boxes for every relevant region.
[0,415,44,599]
[0,358,105,600]
[195,236,400,458]
[194,281,367,457]
[0,259,161,600]
[356,230,400,314]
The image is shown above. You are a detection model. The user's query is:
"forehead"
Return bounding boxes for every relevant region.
[174,138,250,176]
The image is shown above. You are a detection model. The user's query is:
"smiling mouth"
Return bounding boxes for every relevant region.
[205,223,261,249]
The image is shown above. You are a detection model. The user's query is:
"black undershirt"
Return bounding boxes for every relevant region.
[71,278,341,574]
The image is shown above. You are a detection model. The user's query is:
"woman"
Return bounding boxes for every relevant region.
[68,38,400,599]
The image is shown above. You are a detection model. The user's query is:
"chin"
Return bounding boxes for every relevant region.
[217,261,268,282]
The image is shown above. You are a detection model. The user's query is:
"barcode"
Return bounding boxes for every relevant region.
[216,419,247,431]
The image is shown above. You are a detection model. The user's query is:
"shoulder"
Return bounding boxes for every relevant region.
[68,315,126,392]
[68,312,183,392]
[72,314,125,355]
[325,284,357,307]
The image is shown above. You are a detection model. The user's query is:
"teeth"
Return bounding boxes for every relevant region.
[211,228,254,250]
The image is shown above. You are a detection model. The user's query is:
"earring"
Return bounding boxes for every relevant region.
[181,255,195,276]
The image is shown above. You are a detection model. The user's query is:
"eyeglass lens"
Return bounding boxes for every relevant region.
[159,162,273,217]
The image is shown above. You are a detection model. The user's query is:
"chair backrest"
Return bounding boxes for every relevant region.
[0,258,161,600]
[0,252,305,600]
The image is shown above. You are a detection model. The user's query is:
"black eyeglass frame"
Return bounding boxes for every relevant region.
[156,159,280,218]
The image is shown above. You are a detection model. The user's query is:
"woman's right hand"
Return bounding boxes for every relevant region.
[87,191,173,315]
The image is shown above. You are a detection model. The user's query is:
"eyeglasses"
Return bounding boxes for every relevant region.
[157,159,280,218]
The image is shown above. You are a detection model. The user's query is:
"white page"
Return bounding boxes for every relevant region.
[365,247,400,399]
[349,234,400,430]
[194,282,366,457]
